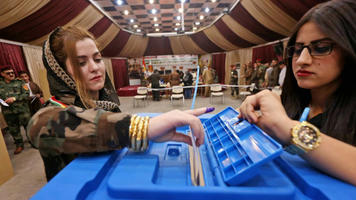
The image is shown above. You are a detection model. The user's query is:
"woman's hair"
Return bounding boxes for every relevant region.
[281,0,356,144]
[50,26,100,109]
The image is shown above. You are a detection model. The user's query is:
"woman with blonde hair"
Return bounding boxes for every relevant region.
[28,26,213,181]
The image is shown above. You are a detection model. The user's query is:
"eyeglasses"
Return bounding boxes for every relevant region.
[5,71,14,75]
[287,41,334,58]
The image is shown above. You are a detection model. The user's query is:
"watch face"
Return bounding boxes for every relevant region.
[297,126,318,149]
[292,121,321,151]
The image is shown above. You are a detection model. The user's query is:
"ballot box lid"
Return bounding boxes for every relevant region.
[203,107,283,185]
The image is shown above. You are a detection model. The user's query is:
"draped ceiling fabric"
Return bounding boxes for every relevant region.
[0,0,327,57]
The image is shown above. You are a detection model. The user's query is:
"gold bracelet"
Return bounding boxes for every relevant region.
[131,116,141,149]
[135,117,144,151]
[129,115,137,139]
[141,116,150,151]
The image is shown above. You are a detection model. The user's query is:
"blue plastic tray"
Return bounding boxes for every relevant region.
[203,107,283,185]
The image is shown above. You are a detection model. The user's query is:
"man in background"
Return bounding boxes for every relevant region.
[148,69,161,101]
[0,67,31,154]
[183,70,193,99]
[202,65,214,97]
[19,71,43,116]
[278,62,286,87]
[230,65,239,96]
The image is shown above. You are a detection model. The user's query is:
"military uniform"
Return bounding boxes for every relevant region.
[0,79,31,148]
[257,64,267,88]
[27,100,130,180]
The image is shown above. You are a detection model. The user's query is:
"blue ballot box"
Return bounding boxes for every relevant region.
[31,108,356,200]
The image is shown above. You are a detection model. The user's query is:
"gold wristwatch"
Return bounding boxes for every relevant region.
[285,121,321,155]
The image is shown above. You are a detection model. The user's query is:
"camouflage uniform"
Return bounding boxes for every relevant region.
[28,101,130,181]
[257,64,267,88]
[245,66,253,85]
[0,79,31,147]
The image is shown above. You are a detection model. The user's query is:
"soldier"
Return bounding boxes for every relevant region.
[256,60,267,88]
[0,67,31,154]
[245,62,253,85]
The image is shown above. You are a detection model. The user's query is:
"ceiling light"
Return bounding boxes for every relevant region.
[130,19,134,23]
[178,8,183,13]
[176,23,180,26]
[151,9,157,14]
[155,28,159,32]
[177,16,181,20]
[149,0,154,4]
[195,21,200,25]
[174,27,178,31]
[124,10,129,15]
[137,29,141,33]
[133,24,138,28]
[211,0,216,2]
[205,8,210,13]
[154,23,159,27]
[199,15,204,20]
[153,17,157,21]
[116,0,123,5]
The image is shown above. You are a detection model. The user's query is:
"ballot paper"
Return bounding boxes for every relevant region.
[188,130,202,186]
[0,99,9,107]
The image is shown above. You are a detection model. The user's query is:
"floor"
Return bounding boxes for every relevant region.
[0,91,243,200]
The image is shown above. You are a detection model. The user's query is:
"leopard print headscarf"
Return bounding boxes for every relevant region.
[42,27,120,112]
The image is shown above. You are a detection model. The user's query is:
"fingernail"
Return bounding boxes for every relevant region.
[205,107,215,113]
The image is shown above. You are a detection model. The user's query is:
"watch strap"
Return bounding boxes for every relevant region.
[284,144,306,155]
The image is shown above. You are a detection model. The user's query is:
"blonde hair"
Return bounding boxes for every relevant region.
[51,26,100,109]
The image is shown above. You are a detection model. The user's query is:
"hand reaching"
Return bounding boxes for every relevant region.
[147,107,214,146]
[238,90,296,144]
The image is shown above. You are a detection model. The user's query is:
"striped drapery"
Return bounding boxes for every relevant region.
[0,0,327,57]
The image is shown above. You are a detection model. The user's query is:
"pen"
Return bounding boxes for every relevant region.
[299,107,310,122]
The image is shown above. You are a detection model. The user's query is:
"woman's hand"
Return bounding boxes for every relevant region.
[238,90,297,145]
[147,107,214,146]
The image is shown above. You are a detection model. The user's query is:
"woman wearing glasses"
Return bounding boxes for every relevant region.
[239,0,356,185]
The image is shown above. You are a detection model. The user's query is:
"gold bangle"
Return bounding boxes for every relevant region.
[131,116,141,149]
[142,116,150,151]
[135,117,144,151]
[129,115,137,139]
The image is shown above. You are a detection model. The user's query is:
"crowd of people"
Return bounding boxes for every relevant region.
[240,58,286,93]
[0,0,355,187]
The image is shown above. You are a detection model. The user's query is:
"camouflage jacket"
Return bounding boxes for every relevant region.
[0,79,30,115]
[27,97,131,180]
